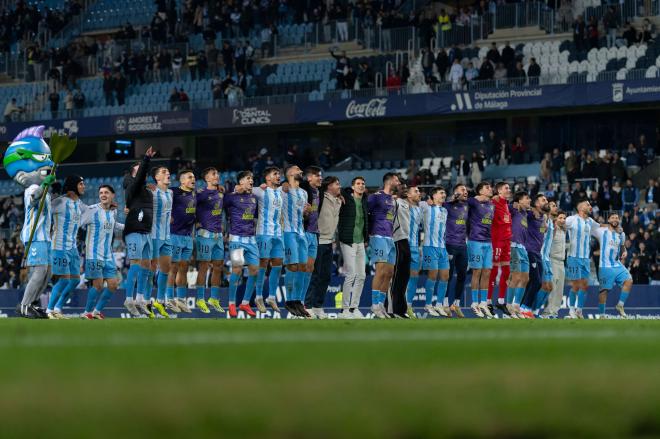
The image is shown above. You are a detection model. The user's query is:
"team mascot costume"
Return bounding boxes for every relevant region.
[2,125,77,318]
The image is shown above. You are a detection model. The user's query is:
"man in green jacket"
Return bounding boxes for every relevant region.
[337,176,369,319]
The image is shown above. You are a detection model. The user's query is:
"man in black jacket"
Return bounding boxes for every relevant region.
[337,176,368,318]
[122,146,156,317]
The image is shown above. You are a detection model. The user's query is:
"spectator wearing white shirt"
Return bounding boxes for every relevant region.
[449,58,464,91]
[3,98,22,122]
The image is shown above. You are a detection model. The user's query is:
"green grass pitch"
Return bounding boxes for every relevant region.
[1,319,660,438]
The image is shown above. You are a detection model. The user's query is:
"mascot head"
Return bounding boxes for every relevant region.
[2,126,53,187]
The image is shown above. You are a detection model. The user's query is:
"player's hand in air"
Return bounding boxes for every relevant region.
[145,146,156,158]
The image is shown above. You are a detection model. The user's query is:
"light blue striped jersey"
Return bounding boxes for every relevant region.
[21,184,51,244]
[592,227,626,268]
[51,196,82,251]
[150,187,173,240]
[420,201,448,248]
[282,187,307,234]
[566,214,600,259]
[253,186,283,237]
[82,206,124,261]
[409,204,422,247]
[540,217,554,261]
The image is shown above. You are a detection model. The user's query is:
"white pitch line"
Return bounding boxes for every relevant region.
[0,329,659,348]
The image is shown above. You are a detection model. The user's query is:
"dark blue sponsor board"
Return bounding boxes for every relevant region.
[0,279,658,319]
[0,79,658,141]
[295,79,660,123]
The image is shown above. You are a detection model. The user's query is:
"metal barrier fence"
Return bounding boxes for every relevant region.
[4,66,658,120]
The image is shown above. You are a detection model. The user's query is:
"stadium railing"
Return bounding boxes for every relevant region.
[4,66,657,123]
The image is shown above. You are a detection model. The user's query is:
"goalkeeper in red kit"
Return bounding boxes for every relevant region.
[488,181,513,316]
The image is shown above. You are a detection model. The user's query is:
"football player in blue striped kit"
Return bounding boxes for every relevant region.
[281,165,311,317]
[592,213,632,318]
[194,167,225,313]
[149,165,175,317]
[81,185,123,319]
[252,166,285,314]
[565,200,601,319]
[534,200,558,317]
[301,166,322,316]
[166,170,196,314]
[401,186,422,318]
[419,187,450,318]
[47,175,97,318]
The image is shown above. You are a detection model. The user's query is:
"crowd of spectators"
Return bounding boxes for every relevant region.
[0,0,83,54]
[419,41,540,91]
[573,10,656,52]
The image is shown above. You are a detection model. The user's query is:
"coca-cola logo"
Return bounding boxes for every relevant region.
[345,98,387,119]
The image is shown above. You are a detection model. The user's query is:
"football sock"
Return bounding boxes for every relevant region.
[535,289,550,311]
[577,290,587,309]
[371,289,380,305]
[94,288,112,312]
[406,276,418,304]
[506,287,515,304]
[176,286,186,300]
[618,291,629,306]
[499,265,510,299]
[436,281,448,305]
[424,279,436,306]
[125,264,141,301]
[514,287,525,305]
[165,285,174,301]
[242,273,256,305]
[293,271,304,302]
[84,287,98,313]
[284,270,295,301]
[196,285,205,300]
[156,272,168,301]
[268,265,282,299]
[487,267,498,300]
[228,272,240,304]
[55,278,78,311]
[471,288,478,305]
[300,271,312,302]
[598,303,606,315]
[47,278,67,311]
[256,268,266,299]
[139,269,152,300]
[569,290,577,309]
[210,286,220,300]
[479,289,488,305]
